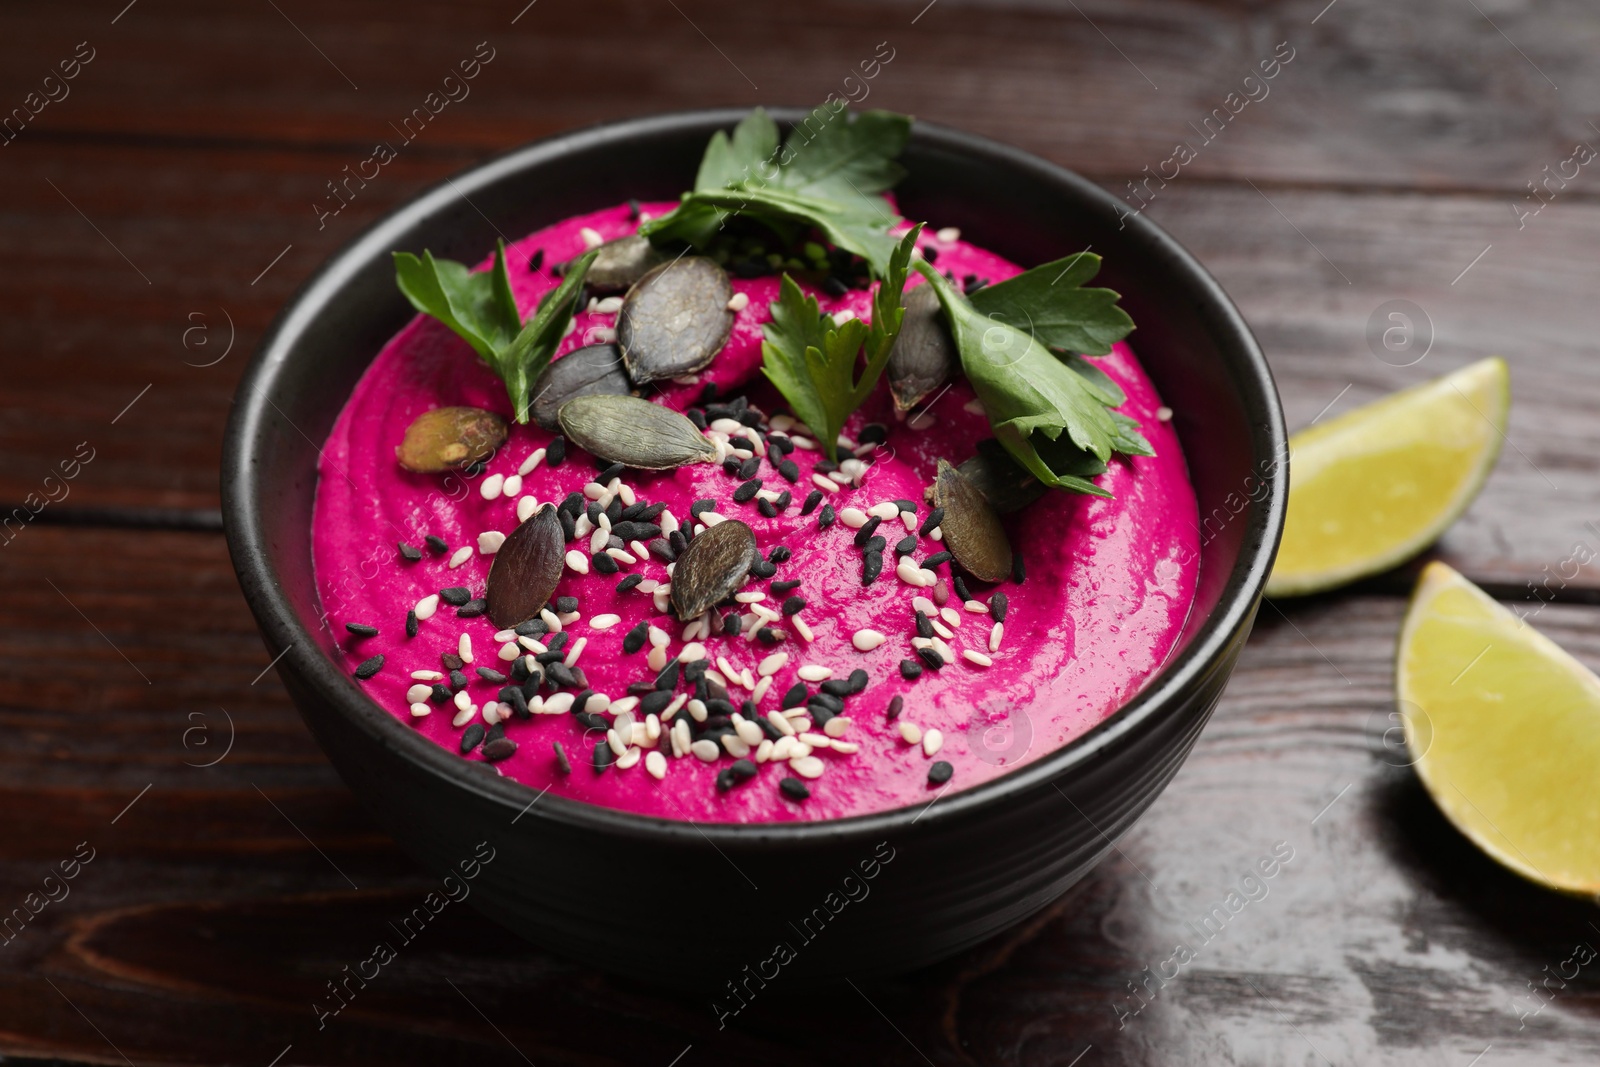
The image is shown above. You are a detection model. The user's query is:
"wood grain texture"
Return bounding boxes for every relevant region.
[4,533,1600,1065]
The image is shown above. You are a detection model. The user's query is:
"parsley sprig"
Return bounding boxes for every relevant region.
[639,106,911,277]
[760,226,921,461]
[392,242,596,424]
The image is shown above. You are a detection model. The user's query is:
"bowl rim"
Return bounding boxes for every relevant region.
[222,106,1286,848]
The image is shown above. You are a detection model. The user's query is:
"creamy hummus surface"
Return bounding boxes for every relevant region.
[311,202,1199,822]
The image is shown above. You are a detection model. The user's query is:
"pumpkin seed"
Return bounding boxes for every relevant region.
[587,234,665,292]
[617,256,733,382]
[528,343,632,431]
[396,406,507,473]
[888,284,958,412]
[956,439,1047,514]
[557,394,717,469]
[486,503,565,628]
[931,458,1013,583]
[669,519,757,621]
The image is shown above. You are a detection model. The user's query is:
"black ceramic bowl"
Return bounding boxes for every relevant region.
[223,108,1285,988]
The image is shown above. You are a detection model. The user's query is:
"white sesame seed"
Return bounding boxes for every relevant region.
[595,295,624,314]
[691,739,720,762]
[726,291,750,312]
[616,746,641,770]
[930,526,944,542]
[646,645,668,672]
[502,474,523,497]
[941,607,963,628]
[492,628,516,643]
[914,597,938,617]
[990,622,1004,651]
[868,501,899,521]
[498,641,520,662]
[911,636,933,650]
[588,693,611,714]
[900,511,917,532]
[580,226,605,248]
[799,732,831,749]
[478,530,506,555]
[1157,405,1173,421]
[671,717,690,757]
[583,482,607,501]
[770,736,796,761]
[963,649,994,667]
[564,637,587,667]
[452,703,477,728]
[700,511,727,527]
[681,641,708,662]
[645,713,661,741]
[480,473,505,501]
[792,755,825,779]
[636,578,660,594]
[653,589,671,613]
[565,549,589,574]
[618,483,636,507]
[783,707,810,720]
[659,510,679,535]
[749,603,780,623]
[518,448,546,476]
[962,397,986,416]
[573,514,593,539]
[965,600,990,614]
[722,733,752,758]
[588,527,609,554]
[792,616,815,642]
[852,629,887,651]
[716,655,741,683]
[544,692,575,714]
[610,695,640,714]
[811,472,840,493]
[409,678,435,699]
[827,470,853,485]
[606,728,628,757]
[751,675,773,703]
[457,633,473,663]
[448,546,473,569]
[410,670,443,682]
[629,722,649,747]
[558,610,580,626]
[767,710,796,736]
[831,309,856,326]
[898,721,922,745]
[630,539,650,560]
[790,435,816,451]
[588,613,622,631]
[932,637,955,664]
[839,507,869,529]
[741,667,755,690]
[754,739,773,763]
[907,410,936,431]
[758,651,789,676]
[409,702,432,718]
[647,625,669,648]
[710,417,743,434]
[646,750,667,779]
[453,689,473,713]
[482,702,501,725]
[936,226,961,243]
[897,558,933,587]
[687,698,708,722]
[932,618,954,640]
[831,740,860,754]
[823,716,852,738]
[797,664,832,682]
[923,728,945,756]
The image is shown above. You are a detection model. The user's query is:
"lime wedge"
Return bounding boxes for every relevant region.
[1398,561,1600,895]
[1266,357,1508,597]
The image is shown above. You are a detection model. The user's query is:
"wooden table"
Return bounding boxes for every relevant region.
[4,1,1598,1063]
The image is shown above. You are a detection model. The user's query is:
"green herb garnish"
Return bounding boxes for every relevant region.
[393,242,596,423]
[639,106,912,277]
[967,251,1135,356]
[914,261,1152,498]
[760,226,921,461]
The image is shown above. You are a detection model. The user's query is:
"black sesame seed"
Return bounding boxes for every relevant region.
[920,508,945,537]
[862,552,883,584]
[684,659,708,683]
[922,551,953,569]
[768,546,793,564]
[815,460,839,474]
[748,559,777,578]
[483,737,517,762]
[640,690,674,716]
[722,457,741,476]
[430,683,452,704]
[758,498,778,518]
[691,498,716,518]
[915,611,934,638]
[545,662,577,688]
[442,653,464,670]
[900,659,924,681]
[757,626,784,645]
[547,630,570,652]
[585,500,603,524]
[758,715,783,741]
[917,646,945,671]
[921,245,939,265]
[570,666,589,692]
[573,689,597,714]
[553,741,571,774]
[1012,551,1026,584]
[510,658,530,682]
[771,579,801,594]
[738,457,761,480]
[820,679,852,697]
[345,622,378,637]
[440,586,471,607]
[669,530,689,555]
[559,492,584,517]
[459,723,485,754]
[354,654,384,679]
[783,595,806,616]
[597,461,625,483]
[687,408,708,430]
[593,742,613,773]
[928,760,954,785]
[576,711,607,731]
[992,591,1009,621]
[800,490,823,516]
[730,758,757,782]
[769,434,794,456]
[822,275,850,297]
[854,517,882,547]
[405,609,419,638]
[716,768,738,792]
[501,687,530,719]
[617,573,644,592]
[894,499,917,513]
[398,541,422,562]
[456,598,487,618]
[733,478,762,503]
[847,668,868,694]
[656,660,681,690]
[722,613,742,636]
[808,692,844,713]
[859,423,888,445]
[895,535,917,556]
[782,682,808,708]
[592,551,619,574]
[516,618,549,638]
[558,510,577,540]
[953,576,972,602]
[476,666,506,683]
[648,537,676,563]
[777,458,800,482]
[819,505,836,529]
[529,248,546,271]
[885,694,904,721]
[780,777,810,801]
[425,534,449,554]
[773,490,792,511]
[449,670,468,692]
[705,698,737,717]
[612,521,661,542]
[865,535,886,553]
[547,436,567,467]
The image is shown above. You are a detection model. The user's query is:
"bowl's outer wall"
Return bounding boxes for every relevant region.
[224,109,1285,986]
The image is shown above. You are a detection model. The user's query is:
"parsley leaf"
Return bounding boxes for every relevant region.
[760,227,920,460]
[640,105,912,277]
[913,261,1152,498]
[967,251,1134,356]
[392,242,596,423]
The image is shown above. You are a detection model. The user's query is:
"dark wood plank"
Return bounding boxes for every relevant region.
[5,526,1600,1064]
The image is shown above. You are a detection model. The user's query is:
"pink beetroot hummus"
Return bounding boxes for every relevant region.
[311,201,1199,823]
